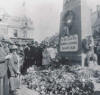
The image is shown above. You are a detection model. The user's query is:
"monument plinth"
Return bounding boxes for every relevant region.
[59,0,92,65]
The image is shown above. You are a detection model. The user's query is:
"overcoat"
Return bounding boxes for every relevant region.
[30,46,35,66]
[42,48,50,65]
[35,46,43,66]
[8,53,19,91]
[0,46,9,95]
[0,47,7,78]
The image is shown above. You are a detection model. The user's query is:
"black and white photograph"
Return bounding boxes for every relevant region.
[0,0,100,95]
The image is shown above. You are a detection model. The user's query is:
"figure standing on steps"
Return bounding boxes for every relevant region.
[85,36,98,68]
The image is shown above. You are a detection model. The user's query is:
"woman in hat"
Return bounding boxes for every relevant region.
[7,45,20,95]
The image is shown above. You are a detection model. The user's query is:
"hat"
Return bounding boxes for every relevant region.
[31,40,34,44]
[27,42,31,46]
[11,45,17,50]
[0,36,4,41]
[1,38,7,42]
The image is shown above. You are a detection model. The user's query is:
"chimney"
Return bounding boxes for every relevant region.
[97,5,100,18]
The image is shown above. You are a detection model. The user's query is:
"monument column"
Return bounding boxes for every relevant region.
[59,0,92,65]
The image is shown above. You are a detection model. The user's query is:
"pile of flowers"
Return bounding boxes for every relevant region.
[22,65,95,95]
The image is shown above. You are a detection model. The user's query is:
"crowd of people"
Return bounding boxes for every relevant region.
[22,41,43,74]
[0,37,58,95]
[22,41,57,74]
[1,35,99,95]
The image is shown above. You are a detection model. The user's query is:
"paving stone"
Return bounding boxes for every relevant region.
[16,85,39,95]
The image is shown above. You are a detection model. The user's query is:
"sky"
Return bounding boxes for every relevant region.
[0,0,100,41]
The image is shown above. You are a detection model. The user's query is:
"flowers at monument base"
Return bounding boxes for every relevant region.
[22,66,95,95]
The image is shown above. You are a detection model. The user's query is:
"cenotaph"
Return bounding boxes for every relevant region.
[59,0,92,66]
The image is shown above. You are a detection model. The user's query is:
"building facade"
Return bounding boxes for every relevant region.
[0,12,34,39]
[92,5,100,45]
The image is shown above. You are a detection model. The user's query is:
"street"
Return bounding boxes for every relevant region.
[16,85,39,95]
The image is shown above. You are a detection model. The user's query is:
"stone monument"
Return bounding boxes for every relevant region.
[59,0,92,66]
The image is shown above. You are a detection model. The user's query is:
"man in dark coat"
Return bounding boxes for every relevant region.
[29,41,36,66]
[23,43,30,74]
[37,46,43,66]
[34,42,43,67]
